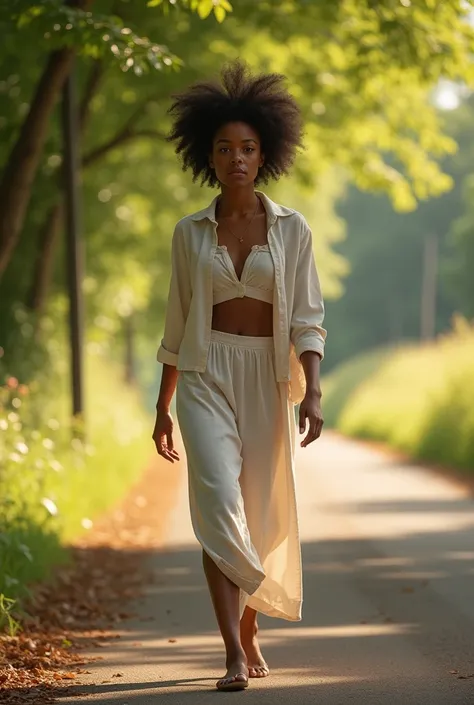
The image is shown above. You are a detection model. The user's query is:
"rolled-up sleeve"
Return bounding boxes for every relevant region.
[290,223,327,361]
[156,222,191,367]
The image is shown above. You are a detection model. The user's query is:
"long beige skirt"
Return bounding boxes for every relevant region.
[176,330,302,621]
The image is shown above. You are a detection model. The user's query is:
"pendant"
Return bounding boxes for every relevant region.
[239,238,243,243]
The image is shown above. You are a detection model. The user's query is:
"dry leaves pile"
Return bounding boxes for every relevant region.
[0,449,183,704]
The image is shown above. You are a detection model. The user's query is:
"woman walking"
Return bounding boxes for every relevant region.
[153,61,326,692]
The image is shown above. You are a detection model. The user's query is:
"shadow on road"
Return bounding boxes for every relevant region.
[46,489,474,703]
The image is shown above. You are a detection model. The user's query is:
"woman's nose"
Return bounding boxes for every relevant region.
[230,153,243,164]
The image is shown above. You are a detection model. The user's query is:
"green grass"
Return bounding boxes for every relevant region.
[322,317,474,473]
[0,349,152,622]
[322,346,393,427]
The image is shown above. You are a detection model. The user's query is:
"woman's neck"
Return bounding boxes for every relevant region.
[218,184,259,218]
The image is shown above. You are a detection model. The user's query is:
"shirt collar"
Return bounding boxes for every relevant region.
[189,190,295,225]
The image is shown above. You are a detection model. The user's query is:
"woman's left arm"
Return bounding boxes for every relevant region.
[299,351,323,447]
[290,221,327,446]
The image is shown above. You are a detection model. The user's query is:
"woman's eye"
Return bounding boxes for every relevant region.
[244,147,255,152]
[219,148,229,153]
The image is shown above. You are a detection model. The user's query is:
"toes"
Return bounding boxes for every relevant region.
[248,665,269,678]
[219,677,233,684]
[217,673,248,687]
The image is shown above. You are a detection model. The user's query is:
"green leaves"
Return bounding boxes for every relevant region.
[0,593,21,636]
[191,0,233,21]
[146,0,233,22]
[6,0,181,73]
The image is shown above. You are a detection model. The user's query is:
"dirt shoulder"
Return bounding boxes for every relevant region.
[0,446,184,704]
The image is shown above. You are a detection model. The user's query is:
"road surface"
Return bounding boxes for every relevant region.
[63,432,474,704]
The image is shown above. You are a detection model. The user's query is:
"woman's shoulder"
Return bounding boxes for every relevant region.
[172,212,205,241]
[176,195,219,229]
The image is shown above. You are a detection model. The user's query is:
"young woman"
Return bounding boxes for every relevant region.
[152,61,326,692]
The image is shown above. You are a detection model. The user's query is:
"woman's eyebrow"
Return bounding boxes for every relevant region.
[216,138,258,144]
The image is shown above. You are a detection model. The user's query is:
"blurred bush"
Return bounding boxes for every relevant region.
[322,317,474,473]
[0,328,152,618]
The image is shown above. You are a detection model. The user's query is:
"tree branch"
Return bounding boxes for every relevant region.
[83,128,166,168]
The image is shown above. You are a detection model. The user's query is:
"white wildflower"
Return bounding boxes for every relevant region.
[41,498,58,516]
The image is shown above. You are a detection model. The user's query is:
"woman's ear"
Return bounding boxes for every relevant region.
[259,154,265,167]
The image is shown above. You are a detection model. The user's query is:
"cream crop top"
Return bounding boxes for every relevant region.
[213,244,274,305]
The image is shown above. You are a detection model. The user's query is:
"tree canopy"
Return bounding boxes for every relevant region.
[1,0,474,376]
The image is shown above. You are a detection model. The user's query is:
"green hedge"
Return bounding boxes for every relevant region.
[322,317,474,473]
[0,350,152,613]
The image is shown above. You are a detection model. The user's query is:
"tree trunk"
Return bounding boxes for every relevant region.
[26,74,163,313]
[27,201,64,312]
[27,60,103,313]
[0,48,74,278]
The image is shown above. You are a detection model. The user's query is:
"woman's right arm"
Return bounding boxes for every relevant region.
[153,222,191,463]
[152,364,180,463]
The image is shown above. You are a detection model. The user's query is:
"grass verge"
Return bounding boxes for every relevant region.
[0,349,152,625]
[322,317,474,474]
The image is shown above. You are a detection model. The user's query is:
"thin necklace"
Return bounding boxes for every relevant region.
[218,197,260,244]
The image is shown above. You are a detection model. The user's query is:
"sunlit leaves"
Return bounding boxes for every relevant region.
[6,0,181,73]
[146,0,232,22]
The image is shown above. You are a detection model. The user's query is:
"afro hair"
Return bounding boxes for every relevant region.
[167,61,304,188]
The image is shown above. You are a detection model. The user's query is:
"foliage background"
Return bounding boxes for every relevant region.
[1,0,474,616]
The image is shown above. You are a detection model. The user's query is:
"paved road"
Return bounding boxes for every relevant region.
[64,432,474,704]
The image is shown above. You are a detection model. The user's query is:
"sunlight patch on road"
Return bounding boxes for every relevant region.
[260,623,416,641]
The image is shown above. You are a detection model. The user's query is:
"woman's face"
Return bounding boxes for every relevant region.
[210,121,264,188]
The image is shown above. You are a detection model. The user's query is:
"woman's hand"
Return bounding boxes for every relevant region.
[298,389,324,448]
[152,408,180,463]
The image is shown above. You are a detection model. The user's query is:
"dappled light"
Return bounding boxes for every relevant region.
[2,0,474,702]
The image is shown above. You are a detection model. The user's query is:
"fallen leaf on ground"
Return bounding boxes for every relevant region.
[1,454,182,704]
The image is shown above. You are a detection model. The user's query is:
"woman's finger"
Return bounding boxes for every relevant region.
[316,417,324,439]
[298,405,307,434]
[167,430,175,452]
[301,415,324,447]
[153,433,177,463]
[159,444,177,463]
[302,424,316,447]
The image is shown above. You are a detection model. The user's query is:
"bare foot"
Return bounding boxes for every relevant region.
[216,656,249,691]
[241,624,270,679]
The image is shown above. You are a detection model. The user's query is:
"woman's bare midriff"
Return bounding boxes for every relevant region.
[212,298,273,337]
